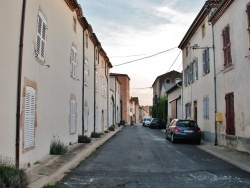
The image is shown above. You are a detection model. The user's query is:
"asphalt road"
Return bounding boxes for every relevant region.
[59,125,250,188]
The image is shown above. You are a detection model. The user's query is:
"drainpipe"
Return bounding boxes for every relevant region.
[16,0,27,167]
[82,30,85,135]
[94,47,96,133]
[212,24,218,146]
[105,62,109,129]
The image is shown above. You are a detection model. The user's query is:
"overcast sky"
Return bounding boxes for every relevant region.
[78,0,206,106]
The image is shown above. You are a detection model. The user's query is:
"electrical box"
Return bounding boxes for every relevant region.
[216,112,223,122]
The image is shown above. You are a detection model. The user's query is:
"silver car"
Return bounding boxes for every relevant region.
[166,119,201,144]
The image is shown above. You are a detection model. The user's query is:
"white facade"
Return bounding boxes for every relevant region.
[110,75,121,126]
[211,0,250,152]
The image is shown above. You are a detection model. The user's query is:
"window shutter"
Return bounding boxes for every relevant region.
[184,69,187,86]
[24,87,35,149]
[206,48,210,73]
[70,100,76,134]
[84,107,89,131]
[202,50,206,75]
[36,12,46,62]
[195,58,198,80]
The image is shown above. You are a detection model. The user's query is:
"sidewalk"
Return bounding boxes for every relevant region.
[28,127,122,188]
[197,141,250,173]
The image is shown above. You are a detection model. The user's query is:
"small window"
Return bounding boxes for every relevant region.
[36,11,47,62]
[166,79,170,83]
[202,24,205,38]
[71,46,77,79]
[85,33,88,48]
[24,86,36,149]
[246,3,250,47]
[185,46,189,57]
[73,17,76,32]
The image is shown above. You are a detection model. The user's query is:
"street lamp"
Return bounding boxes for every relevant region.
[191,41,218,146]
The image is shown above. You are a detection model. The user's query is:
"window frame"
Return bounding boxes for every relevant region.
[222,25,232,67]
[202,48,210,75]
[71,46,77,79]
[36,11,47,62]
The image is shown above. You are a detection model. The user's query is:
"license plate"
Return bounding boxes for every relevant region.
[184,130,193,133]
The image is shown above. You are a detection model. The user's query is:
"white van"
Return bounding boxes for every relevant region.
[142,116,152,127]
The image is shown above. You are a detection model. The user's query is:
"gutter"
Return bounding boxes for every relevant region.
[16,0,27,167]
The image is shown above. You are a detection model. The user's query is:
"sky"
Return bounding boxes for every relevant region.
[78,0,206,106]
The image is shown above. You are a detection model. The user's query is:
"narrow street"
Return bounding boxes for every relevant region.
[59,125,250,188]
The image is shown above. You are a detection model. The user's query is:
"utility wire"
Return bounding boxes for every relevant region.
[113,47,177,67]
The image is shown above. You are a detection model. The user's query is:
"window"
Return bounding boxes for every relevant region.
[24,86,35,149]
[84,106,89,131]
[203,97,209,119]
[185,103,191,119]
[101,77,104,96]
[85,33,88,48]
[71,46,77,79]
[202,24,205,38]
[70,100,76,134]
[73,17,76,32]
[36,11,47,62]
[84,60,89,85]
[95,49,98,63]
[195,58,198,80]
[222,25,232,67]
[166,79,170,83]
[189,63,193,83]
[95,71,99,92]
[247,3,250,46]
[184,68,187,86]
[225,92,235,135]
[202,48,210,75]
[185,46,189,57]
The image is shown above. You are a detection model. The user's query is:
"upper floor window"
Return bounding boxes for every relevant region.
[202,24,205,38]
[71,46,77,79]
[85,33,88,48]
[36,11,47,62]
[222,25,232,67]
[185,46,189,57]
[246,3,250,46]
[73,17,76,32]
[95,49,98,63]
[165,79,170,83]
[95,71,99,92]
[84,59,89,85]
[202,48,210,75]
[194,58,198,80]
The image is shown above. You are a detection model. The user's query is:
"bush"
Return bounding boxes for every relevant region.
[109,125,115,131]
[0,157,29,188]
[91,132,101,138]
[78,135,91,143]
[50,139,68,155]
[43,184,60,188]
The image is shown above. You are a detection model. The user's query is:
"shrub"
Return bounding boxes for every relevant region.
[108,125,115,131]
[0,157,29,188]
[43,184,60,188]
[50,139,68,155]
[91,132,101,138]
[78,135,91,143]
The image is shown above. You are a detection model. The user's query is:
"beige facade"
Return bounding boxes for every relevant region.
[0,0,113,166]
[110,74,121,126]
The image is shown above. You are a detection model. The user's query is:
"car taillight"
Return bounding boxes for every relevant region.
[173,127,179,132]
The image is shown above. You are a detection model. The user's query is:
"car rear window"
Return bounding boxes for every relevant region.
[177,120,198,127]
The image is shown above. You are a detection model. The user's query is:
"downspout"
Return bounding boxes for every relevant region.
[94,47,96,133]
[82,30,85,135]
[105,62,109,128]
[212,24,218,146]
[114,80,117,125]
[16,0,27,167]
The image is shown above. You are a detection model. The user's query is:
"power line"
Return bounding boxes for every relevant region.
[113,47,177,67]
[166,50,181,72]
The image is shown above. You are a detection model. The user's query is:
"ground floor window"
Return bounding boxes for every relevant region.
[225,92,235,135]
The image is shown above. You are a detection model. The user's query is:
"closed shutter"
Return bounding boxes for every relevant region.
[24,86,35,149]
[195,58,198,80]
[206,48,210,73]
[84,107,89,131]
[71,47,77,78]
[225,93,235,135]
[36,12,46,62]
[70,100,76,134]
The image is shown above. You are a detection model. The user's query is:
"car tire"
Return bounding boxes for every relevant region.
[196,140,201,145]
[171,134,175,143]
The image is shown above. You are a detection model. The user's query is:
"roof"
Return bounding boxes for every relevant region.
[110,73,131,80]
[152,70,182,87]
[166,81,182,94]
[130,97,139,105]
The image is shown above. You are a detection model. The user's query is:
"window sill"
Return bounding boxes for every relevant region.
[223,64,234,73]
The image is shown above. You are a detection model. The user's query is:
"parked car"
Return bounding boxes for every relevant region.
[149,118,161,128]
[142,117,152,127]
[165,119,201,144]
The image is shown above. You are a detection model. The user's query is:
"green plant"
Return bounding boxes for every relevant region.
[0,157,29,188]
[43,184,60,188]
[109,125,115,131]
[50,139,68,155]
[91,132,101,138]
[78,135,91,143]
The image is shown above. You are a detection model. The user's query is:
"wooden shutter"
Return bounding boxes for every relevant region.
[223,25,232,66]
[225,93,235,135]
[24,87,35,149]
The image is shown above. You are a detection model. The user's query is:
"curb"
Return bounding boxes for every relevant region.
[28,127,122,188]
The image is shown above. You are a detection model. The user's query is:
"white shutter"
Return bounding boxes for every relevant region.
[24,87,35,149]
[71,47,77,78]
[70,100,76,134]
[84,107,89,131]
[36,12,46,62]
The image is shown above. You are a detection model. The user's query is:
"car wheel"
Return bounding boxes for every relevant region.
[171,134,175,143]
[196,139,201,145]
